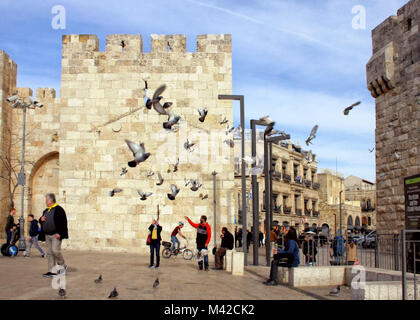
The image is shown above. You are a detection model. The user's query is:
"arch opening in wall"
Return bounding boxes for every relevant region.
[28,151,59,217]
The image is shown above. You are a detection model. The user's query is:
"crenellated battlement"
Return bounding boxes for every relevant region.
[62,33,231,57]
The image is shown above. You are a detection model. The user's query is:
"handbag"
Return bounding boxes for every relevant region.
[146,233,151,246]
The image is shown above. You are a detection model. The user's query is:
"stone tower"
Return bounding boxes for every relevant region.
[0,34,235,254]
[366,0,420,233]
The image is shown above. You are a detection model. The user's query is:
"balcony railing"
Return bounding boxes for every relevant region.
[273,171,282,181]
[313,211,320,217]
[273,206,282,213]
[283,174,291,183]
[312,182,320,190]
[305,209,312,216]
[362,206,375,212]
[296,209,303,216]
[304,179,312,188]
[283,206,292,214]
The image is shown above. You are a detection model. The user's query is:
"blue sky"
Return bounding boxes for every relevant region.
[0,0,409,182]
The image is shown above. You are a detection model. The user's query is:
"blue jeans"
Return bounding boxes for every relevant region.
[171,236,180,252]
[26,235,45,256]
[197,244,209,270]
[150,240,160,267]
[6,230,12,246]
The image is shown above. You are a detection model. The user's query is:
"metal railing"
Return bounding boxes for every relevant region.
[401,230,420,300]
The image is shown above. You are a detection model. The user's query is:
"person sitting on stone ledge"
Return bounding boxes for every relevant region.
[213,227,234,270]
[264,227,300,286]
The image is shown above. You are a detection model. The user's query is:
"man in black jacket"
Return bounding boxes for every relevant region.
[39,193,68,277]
[24,214,45,258]
[213,227,234,270]
[148,219,162,269]
[4,208,16,246]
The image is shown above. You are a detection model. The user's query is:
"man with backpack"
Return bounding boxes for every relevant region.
[24,214,46,258]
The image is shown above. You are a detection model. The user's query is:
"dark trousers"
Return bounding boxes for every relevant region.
[5,230,12,246]
[197,244,209,270]
[269,253,294,282]
[150,240,160,267]
[215,247,227,269]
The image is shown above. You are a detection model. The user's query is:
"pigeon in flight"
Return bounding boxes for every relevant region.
[190,180,202,192]
[94,275,102,283]
[264,123,276,137]
[224,139,234,148]
[108,287,119,298]
[144,80,153,110]
[259,116,274,126]
[109,188,123,197]
[220,117,228,125]
[369,148,375,153]
[120,167,128,176]
[147,170,154,178]
[184,139,195,152]
[138,190,153,201]
[305,150,314,164]
[243,156,256,165]
[200,193,209,200]
[343,101,361,115]
[392,149,400,160]
[198,108,208,123]
[167,184,180,200]
[152,85,172,115]
[163,110,181,130]
[234,126,242,134]
[156,172,164,186]
[305,125,318,146]
[328,285,340,296]
[225,125,234,135]
[167,158,180,173]
[153,278,159,288]
[184,178,191,187]
[125,139,151,168]
[58,288,66,299]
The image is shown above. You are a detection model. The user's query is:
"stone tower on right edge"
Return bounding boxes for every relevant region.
[366,0,420,233]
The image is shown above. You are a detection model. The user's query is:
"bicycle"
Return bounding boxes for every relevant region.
[162,240,194,260]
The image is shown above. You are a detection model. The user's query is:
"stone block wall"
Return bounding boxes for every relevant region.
[367,0,420,233]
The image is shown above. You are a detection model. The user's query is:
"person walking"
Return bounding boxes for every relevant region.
[213,227,234,270]
[185,215,211,271]
[4,208,16,246]
[170,222,186,252]
[24,214,45,258]
[259,231,264,247]
[264,227,300,286]
[148,219,162,269]
[246,229,252,251]
[237,228,242,248]
[38,193,68,277]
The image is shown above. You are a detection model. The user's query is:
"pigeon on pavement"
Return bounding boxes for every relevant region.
[125,140,151,168]
[328,285,340,296]
[108,287,118,298]
[58,288,66,299]
[153,278,159,288]
[94,275,102,283]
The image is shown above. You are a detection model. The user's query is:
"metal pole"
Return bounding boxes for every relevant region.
[212,171,217,249]
[239,98,247,266]
[264,138,270,266]
[333,214,337,237]
[339,191,343,236]
[269,141,273,232]
[251,120,259,265]
[401,229,406,300]
[18,103,27,251]
[217,95,247,266]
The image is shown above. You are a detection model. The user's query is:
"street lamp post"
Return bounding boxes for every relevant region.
[339,190,343,236]
[218,95,247,265]
[333,213,337,237]
[5,94,43,252]
[212,171,217,249]
[264,134,290,266]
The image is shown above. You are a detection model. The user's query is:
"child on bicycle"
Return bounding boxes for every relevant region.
[171,222,187,252]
